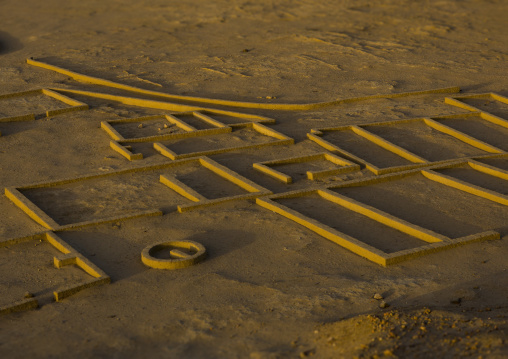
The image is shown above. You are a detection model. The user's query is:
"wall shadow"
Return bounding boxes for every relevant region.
[0,31,23,54]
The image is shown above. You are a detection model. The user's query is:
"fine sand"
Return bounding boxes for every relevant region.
[0,1,507,358]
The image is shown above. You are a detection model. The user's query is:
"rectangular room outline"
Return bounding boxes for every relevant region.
[0,88,88,123]
[444,93,508,113]
[0,231,110,314]
[5,157,272,230]
[253,152,361,184]
[307,117,506,175]
[257,162,506,266]
[154,122,294,160]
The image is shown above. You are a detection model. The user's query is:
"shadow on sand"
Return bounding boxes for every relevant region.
[0,31,23,54]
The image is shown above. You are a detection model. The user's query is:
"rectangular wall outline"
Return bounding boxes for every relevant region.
[257,168,502,266]
[101,113,232,144]
[444,93,508,113]
[154,123,294,160]
[5,157,272,228]
[256,190,500,266]
[309,115,508,175]
[253,153,361,184]
[0,231,110,313]
[159,157,272,212]
[327,160,508,205]
[307,129,429,175]
[0,88,88,123]
[358,117,503,157]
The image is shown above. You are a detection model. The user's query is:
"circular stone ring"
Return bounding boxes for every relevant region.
[141,240,207,269]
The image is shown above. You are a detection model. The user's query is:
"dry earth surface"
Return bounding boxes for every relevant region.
[0,0,507,358]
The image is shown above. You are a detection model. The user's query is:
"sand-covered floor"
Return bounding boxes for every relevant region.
[1,0,507,357]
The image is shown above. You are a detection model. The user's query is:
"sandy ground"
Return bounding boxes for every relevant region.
[0,0,507,357]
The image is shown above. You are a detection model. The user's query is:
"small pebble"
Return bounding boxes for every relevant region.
[138,124,143,129]
[379,301,389,309]
[299,349,315,358]
[163,124,169,129]
[373,293,383,300]
[24,292,34,299]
